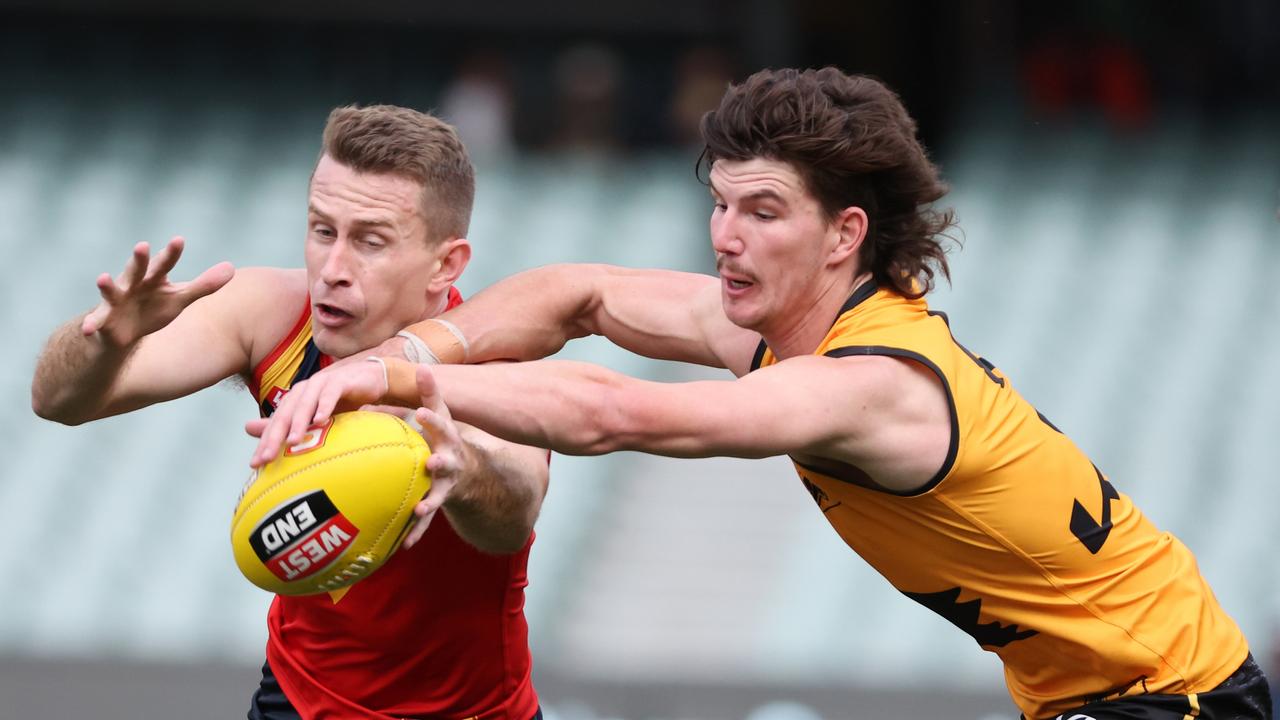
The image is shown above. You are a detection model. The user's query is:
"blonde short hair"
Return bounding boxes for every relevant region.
[321,104,475,242]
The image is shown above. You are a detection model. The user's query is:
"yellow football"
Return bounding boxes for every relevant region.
[231,410,431,596]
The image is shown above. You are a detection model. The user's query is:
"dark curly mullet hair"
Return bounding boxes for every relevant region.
[699,67,957,298]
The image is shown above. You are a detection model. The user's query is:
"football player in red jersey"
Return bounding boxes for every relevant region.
[32,105,548,720]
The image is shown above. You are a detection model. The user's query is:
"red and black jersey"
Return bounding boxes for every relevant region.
[249,287,538,720]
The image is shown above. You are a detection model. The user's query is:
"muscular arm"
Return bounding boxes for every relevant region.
[395,354,953,492]
[400,264,762,376]
[32,241,295,424]
[34,293,246,423]
[254,348,950,491]
[249,264,768,464]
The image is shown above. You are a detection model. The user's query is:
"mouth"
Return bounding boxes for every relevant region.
[719,269,755,294]
[314,302,356,327]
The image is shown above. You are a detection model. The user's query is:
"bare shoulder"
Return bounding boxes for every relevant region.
[815,352,946,414]
[215,267,309,366]
[800,353,951,490]
[226,266,307,303]
[743,352,948,447]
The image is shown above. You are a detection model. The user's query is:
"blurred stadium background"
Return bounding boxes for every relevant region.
[3,1,1278,718]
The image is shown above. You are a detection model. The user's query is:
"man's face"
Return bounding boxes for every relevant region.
[305,154,441,358]
[708,157,837,335]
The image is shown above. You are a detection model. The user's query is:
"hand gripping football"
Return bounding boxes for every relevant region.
[231,410,431,596]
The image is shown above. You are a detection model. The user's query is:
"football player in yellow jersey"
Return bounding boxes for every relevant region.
[253,68,1272,719]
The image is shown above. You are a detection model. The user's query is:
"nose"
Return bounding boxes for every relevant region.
[319,238,354,287]
[710,207,743,256]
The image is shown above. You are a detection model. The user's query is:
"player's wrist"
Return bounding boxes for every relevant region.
[85,312,141,350]
[381,357,420,405]
[364,356,391,397]
[399,318,468,365]
[377,335,411,362]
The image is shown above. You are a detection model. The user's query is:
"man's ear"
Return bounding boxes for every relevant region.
[428,237,471,294]
[829,206,868,267]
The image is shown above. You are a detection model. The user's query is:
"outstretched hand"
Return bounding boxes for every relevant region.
[83,237,235,347]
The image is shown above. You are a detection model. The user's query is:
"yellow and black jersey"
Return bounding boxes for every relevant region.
[751,281,1248,719]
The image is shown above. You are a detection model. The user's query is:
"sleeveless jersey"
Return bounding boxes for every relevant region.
[751,281,1248,719]
[248,287,539,720]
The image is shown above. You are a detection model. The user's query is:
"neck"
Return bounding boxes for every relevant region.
[422,289,451,321]
[764,271,874,360]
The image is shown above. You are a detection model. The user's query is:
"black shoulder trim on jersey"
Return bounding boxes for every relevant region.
[749,339,769,373]
[818,345,959,496]
[927,310,1005,387]
[833,279,879,327]
[292,340,327,385]
[792,455,880,491]
[262,340,327,419]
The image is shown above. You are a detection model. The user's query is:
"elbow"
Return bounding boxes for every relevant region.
[34,407,91,427]
[31,385,97,426]
[455,512,538,556]
[30,387,51,421]
[30,388,77,425]
[478,526,535,556]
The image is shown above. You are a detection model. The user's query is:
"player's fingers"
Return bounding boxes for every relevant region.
[244,418,269,438]
[286,382,324,446]
[95,272,123,304]
[404,477,450,548]
[252,425,283,467]
[254,412,295,467]
[146,236,186,283]
[402,510,435,548]
[81,302,110,335]
[403,447,457,549]
[415,365,447,416]
[426,448,463,478]
[313,381,348,427]
[123,241,150,288]
[414,407,455,447]
[177,261,235,304]
[252,394,299,467]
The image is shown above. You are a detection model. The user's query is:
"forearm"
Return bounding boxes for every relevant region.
[419,360,628,456]
[387,359,791,461]
[31,316,136,425]
[399,264,602,364]
[387,264,740,371]
[441,432,546,554]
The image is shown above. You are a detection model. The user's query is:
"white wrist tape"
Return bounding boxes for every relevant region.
[396,331,441,365]
[429,318,470,361]
[364,356,390,396]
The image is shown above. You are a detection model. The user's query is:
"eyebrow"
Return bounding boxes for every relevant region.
[741,188,786,203]
[307,204,397,229]
[708,184,787,204]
